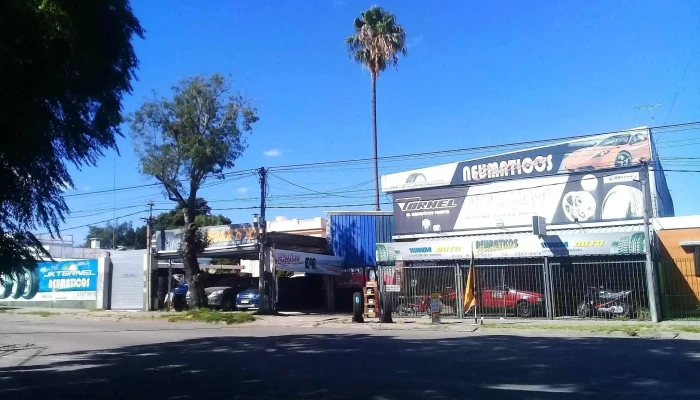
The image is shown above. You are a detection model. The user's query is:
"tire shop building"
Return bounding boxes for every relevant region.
[375,127,674,321]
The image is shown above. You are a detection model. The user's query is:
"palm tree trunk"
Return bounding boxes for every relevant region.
[371,71,380,211]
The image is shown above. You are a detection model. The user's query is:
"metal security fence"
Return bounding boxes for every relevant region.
[464,261,546,319]
[379,262,461,319]
[549,258,648,320]
[659,258,700,321]
[379,256,650,321]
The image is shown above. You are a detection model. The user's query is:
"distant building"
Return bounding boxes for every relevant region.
[35,233,108,260]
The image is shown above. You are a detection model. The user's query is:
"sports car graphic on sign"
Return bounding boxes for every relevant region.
[561,132,651,172]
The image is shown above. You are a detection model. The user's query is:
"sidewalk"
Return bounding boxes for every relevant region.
[3,306,700,339]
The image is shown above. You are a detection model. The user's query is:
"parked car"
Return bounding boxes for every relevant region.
[478,285,545,318]
[206,278,250,311]
[235,287,260,310]
[561,132,650,171]
[168,277,251,312]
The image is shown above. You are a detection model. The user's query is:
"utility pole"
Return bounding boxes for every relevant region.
[257,167,269,313]
[141,201,155,311]
[640,162,659,322]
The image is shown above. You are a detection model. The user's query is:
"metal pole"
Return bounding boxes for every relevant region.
[167,259,173,310]
[258,167,269,313]
[543,257,553,320]
[641,162,659,322]
[145,201,154,311]
[455,262,463,320]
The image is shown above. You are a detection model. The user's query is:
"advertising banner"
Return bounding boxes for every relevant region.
[0,259,98,302]
[375,230,646,261]
[393,169,644,235]
[274,249,345,275]
[156,223,258,251]
[381,128,652,192]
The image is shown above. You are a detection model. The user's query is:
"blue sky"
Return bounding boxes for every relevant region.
[60,0,700,245]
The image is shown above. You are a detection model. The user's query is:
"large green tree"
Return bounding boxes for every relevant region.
[0,0,143,273]
[346,6,406,210]
[130,74,258,308]
[84,221,140,250]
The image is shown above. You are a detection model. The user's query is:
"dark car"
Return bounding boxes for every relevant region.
[206,277,250,311]
[169,277,250,312]
[235,288,260,310]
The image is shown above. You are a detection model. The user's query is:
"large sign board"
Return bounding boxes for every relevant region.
[274,249,345,275]
[381,128,652,192]
[376,230,646,261]
[393,169,644,234]
[0,259,98,302]
[155,224,258,251]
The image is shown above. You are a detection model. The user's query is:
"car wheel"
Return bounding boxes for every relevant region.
[221,298,233,312]
[0,273,14,299]
[516,301,533,318]
[10,270,26,299]
[21,267,39,300]
[615,151,632,167]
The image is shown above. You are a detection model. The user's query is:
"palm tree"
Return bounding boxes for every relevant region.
[346,6,407,211]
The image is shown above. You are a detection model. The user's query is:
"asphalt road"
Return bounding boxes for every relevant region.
[1,315,699,399]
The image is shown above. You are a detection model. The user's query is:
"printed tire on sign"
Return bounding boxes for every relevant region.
[0,272,14,299]
[405,173,426,184]
[21,267,39,300]
[10,270,26,299]
[376,245,396,262]
[612,233,645,255]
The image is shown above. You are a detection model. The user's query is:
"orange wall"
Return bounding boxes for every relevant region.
[657,228,700,303]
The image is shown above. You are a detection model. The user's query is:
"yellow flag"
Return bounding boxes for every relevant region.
[464,264,476,309]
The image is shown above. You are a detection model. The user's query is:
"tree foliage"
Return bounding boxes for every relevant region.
[84,221,142,250]
[129,74,258,307]
[346,6,407,77]
[0,0,143,273]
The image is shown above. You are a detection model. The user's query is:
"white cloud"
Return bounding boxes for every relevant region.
[332,0,346,6]
[237,187,249,194]
[407,34,424,49]
[264,148,282,157]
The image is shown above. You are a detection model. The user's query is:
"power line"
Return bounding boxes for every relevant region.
[38,210,146,234]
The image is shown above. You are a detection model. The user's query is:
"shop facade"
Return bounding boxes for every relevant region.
[376,127,673,320]
[152,224,343,312]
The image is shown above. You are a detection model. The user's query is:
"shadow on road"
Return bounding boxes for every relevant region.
[1,333,699,399]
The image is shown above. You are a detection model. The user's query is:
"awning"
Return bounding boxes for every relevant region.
[376,225,646,261]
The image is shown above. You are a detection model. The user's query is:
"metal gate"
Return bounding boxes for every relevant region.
[464,260,546,319]
[659,257,700,320]
[379,262,461,319]
[549,258,648,320]
[109,250,145,310]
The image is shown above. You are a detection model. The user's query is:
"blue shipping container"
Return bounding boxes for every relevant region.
[330,213,394,266]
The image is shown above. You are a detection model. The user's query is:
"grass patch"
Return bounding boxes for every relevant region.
[165,309,255,325]
[482,323,661,337]
[23,311,59,317]
[481,322,700,337]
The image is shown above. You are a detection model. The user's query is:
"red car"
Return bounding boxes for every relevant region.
[478,285,544,318]
[561,132,651,171]
[403,285,543,318]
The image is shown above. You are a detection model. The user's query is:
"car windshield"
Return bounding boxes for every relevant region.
[597,135,630,147]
